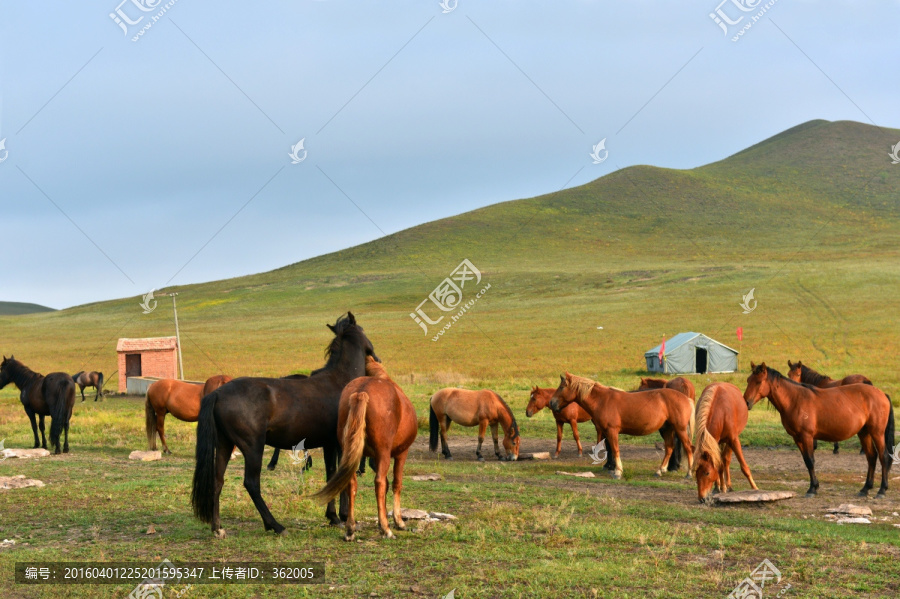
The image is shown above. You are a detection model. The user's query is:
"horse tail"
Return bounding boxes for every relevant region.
[49,377,73,450]
[691,387,720,474]
[429,404,440,452]
[311,392,369,505]
[885,395,895,466]
[97,372,104,391]
[191,390,221,523]
[145,396,157,450]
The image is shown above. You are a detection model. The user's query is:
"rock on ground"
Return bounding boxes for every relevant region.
[1,448,51,459]
[409,474,442,481]
[712,490,795,504]
[826,504,873,516]
[0,475,45,490]
[128,450,162,461]
[556,471,596,478]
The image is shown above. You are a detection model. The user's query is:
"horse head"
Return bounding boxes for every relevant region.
[549,373,575,411]
[525,386,547,417]
[694,453,720,504]
[743,362,770,409]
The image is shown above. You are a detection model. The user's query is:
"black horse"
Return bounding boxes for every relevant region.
[1,356,76,454]
[192,313,379,536]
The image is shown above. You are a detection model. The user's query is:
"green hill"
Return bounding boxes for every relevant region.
[2,119,898,395]
[0,301,56,316]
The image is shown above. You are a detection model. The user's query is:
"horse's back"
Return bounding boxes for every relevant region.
[43,372,76,408]
[704,383,747,438]
[667,377,696,400]
[431,387,490,426]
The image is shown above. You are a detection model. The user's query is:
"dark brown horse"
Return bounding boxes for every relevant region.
[71,371,104,402]
[312,357,417,541]
[744,362,894,497]
[1,356,76,454]
[787,360,873,455]
[145,375,233,454]
[637,377,696,472]
[692,382,757,503]
[192,313,379,536]
[429,388,520,461]
[526,386,597,457]
[550,373,694,479]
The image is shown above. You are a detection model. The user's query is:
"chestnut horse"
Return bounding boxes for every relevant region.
[429,388,520,461]
[71,371,104,402]
[637,377,696,472]
[312,358,417,541]
[787,360,873,455]
[145,375,232,454]
[525,386,598,458]
[692,382,757,503]
[0,356,76,454]
[550,373,694,479]
[744,362,894,497]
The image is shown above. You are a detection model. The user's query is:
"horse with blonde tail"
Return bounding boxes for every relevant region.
[692,382,757,503]
[311,357,417,541]
[550,373,694,479]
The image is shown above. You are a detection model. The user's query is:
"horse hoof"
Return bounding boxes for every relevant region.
[857,490,869,497]
[443,455,453,461]
[874,492,886,500]
[214,529,226,539]
[395,522,407,531]
[267,465,275,471]
[611,472,622,480]
[328,518,342,527]
[383,531,395,540]
[343,533,355,542]
[654,470,662,477]
[804,492,817,498]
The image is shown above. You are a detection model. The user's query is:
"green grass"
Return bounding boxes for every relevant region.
[1,119,900,597]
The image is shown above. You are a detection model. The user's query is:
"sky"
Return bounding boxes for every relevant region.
[0,0,896,309]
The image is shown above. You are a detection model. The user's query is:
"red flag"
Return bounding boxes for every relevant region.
[737,327,743,341]
[658,337,666,361]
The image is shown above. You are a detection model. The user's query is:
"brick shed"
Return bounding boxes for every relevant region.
[116,337,179,391]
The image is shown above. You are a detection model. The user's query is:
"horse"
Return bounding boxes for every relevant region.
[191,312,379,536]
[744,362,894,498]
[312,357,417,541]
[145,375,233,454]
[525,386,598,458]
[787,360,873,455]
[0,355,76,454]
[637,377,696,472]
[691,382,758,503]
[71,371,104,402]
[429,388,520,461]
[549,373,694,479]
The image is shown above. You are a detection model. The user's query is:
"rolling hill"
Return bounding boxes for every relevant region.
[0,301,56,316]
[1,119,898,395]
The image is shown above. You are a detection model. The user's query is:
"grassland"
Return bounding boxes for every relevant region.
[1,119,899,597]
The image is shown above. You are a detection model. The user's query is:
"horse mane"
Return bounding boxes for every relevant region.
[798,364,833,386]
[757,365,817,391]
[320,314,366,370]
[567,375,598,402]
[365,357,389,380]
[692,385,722,473]
[494,392,519,439]
[1,358,41,388]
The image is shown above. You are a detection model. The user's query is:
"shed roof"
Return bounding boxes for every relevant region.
[644,332,738,356]
[116,337,178,352]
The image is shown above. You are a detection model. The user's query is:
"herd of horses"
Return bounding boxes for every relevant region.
[0,313,895,541]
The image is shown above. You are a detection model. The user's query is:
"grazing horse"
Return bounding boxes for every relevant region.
[312,357,417,541]
[526,386,598,458]
[71,371,104,402]
[550,373,694,479]
[429,388,520,461]
[637,377,696,472]
[692,382,758,503]
[192,313,379,536]
[145,375,233,454]
[0,356,76,454]
[787,360,873,455]
[744,362,893,498]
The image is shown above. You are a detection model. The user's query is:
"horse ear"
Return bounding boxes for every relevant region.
[326,323,335,332]
[559,374,566,385]
[347,312,356,324]
[750,361,756,370]
[760,362,767,371]
[787,360,793,368]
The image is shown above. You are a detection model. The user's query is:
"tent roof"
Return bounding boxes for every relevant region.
[644,332,738,356]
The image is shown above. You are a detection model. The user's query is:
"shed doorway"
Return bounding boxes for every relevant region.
[695,348,708,374]
[125,354,142,377]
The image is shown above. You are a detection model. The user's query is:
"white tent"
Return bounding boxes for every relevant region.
[645,332,738,374]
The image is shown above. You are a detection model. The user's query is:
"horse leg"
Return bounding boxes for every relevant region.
[555,421,564,458]
[266,448,280,471]
[392,452,409,531]
[796,436,819,497]
[80,386,85,402]
[94,385,100,402]
[375,451,393,539]
[63,404,72,453]
[357,455,367,476]
[833,442,839,454]
[157,412,170,455]
[871,426,889,497]
[491,422,501,460]
[476,420,487,462]
[858,434,875,497]
[570,420,583,457]
[439,417,452,460]
[344,468,359,542]
[721,445,733,492]
[323,445,341,525]
[211,434,232,536]
[656,427,675,477]
[240,439,285,534]
[606,431,623,479]
[730,439,758,490]
[674,424,694,476]
[37,414,48,450]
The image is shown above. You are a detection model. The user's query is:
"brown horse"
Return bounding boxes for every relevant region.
[429,388,520,461]
[549,373,694,479]
[525,386,597,457]
[787,360,873,455]
[744,362,894,497]
[692,382,757,503]
[637,377,696,471]
[312,358,417,541]
[1,356,76,454]
[71,371,104,402]
[145,375,232,454]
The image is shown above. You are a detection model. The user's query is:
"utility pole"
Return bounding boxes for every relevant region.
[159,292,184,380]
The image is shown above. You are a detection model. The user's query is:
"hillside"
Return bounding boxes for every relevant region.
[0,301,56,316]
[1,119,898,394]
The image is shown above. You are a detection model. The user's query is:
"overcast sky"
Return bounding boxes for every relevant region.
[0,0,896,309]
